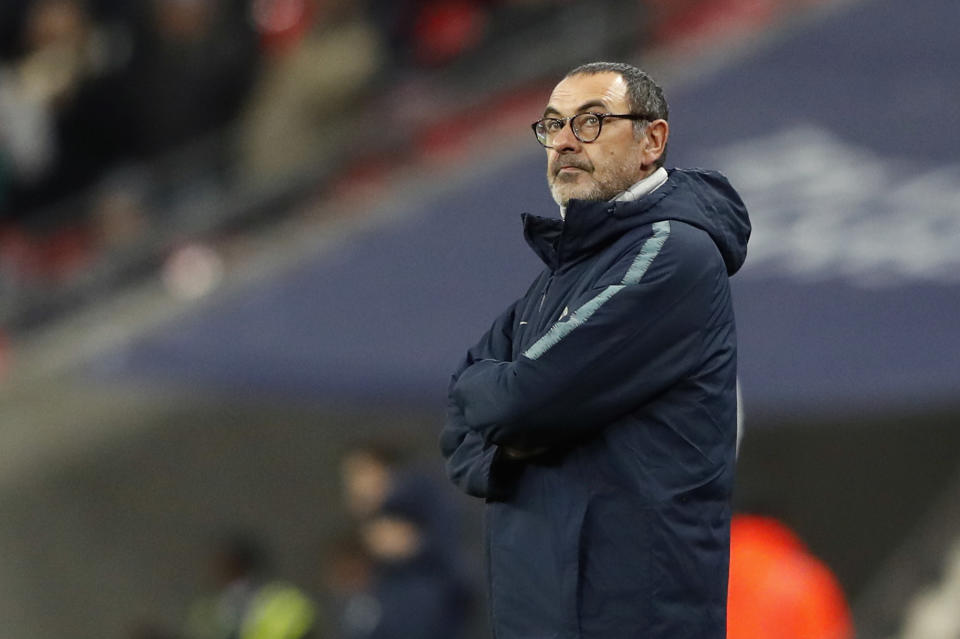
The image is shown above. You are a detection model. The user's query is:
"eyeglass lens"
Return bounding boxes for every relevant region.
[536,113,602,147]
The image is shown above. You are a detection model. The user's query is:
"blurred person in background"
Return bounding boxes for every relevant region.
[184,532,320,639]
[237,0,383,187]
[123,0,259,162]
[339,441,474,638]
[0,0,134,221]
[340,440,466,572]
[726,513,854,639]
[353,495,472,639]
[441,61,750,638]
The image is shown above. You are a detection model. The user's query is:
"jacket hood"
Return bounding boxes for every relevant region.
[523,168,750,275]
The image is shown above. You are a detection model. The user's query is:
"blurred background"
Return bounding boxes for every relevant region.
[1,0,958,637]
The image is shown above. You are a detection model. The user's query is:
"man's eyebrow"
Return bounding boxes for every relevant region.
[542,99,608,118]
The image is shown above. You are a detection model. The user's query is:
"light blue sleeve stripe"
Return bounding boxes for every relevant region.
[523,220,671,361]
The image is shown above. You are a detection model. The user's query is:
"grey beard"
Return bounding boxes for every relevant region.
[550,179,621,207]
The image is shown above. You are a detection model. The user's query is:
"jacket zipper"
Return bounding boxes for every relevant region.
[539,234,562,314]
[538,273,554,314]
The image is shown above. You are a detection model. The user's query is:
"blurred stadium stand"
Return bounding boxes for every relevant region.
[1,0,959,638]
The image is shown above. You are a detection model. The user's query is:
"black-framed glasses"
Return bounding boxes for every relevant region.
[531,112,653,148]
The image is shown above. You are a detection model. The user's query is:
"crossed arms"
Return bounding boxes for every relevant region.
[440,229,718,499]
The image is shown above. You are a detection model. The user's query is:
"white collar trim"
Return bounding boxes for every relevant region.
[614,167,669,203]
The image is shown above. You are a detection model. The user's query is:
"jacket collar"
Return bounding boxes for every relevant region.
[523,171,677,269]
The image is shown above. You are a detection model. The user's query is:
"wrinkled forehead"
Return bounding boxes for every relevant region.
[544,72,631,117]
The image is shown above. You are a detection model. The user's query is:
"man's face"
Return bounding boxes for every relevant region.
[341,452,391,517]
[543,72,648,207]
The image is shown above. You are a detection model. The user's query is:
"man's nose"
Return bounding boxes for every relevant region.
[552,120,581,153]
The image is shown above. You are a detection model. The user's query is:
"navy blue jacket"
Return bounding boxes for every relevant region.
[440,168,750,639]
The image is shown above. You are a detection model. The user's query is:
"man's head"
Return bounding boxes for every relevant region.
[340,441,404,517]
[538,62,669,207]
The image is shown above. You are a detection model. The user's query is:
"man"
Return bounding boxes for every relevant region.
[440,61,751,638]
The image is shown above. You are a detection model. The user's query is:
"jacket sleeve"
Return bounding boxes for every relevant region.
[439,300,519,499]
[451,222,725,450]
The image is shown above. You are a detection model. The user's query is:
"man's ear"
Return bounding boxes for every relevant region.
[643,119,669,166]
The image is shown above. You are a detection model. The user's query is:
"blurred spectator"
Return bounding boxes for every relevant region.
[183,533,320,639]
[123,0,260,161]
[340,441,463,568]
[338,441,474,639]
[237,0,383,187]
[0,0,134,220]
[727,514,854,639]
[356,497,472,639]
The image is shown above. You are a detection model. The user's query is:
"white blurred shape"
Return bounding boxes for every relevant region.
[161,243,224,300]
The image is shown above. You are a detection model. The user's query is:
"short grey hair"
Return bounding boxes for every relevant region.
[565,62,669,167]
